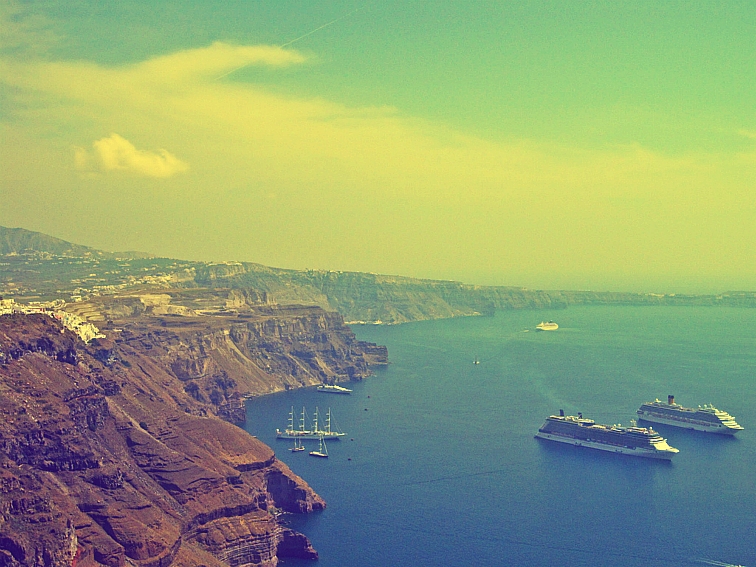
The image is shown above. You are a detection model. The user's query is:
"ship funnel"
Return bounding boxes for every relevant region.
[668,395,675,405]
[559,409,564,417]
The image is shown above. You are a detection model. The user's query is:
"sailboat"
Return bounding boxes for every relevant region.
[309,435,328,458]
[289,436,305,452]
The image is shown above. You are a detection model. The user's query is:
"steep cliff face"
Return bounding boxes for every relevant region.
[79,296,388,424]
[191,265,570,324]
[57,289,387,423]
[0,314,325,567]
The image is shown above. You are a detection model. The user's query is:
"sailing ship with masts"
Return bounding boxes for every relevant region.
[276,406,346,440]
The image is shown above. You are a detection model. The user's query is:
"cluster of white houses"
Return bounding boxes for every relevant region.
[0,298,105,344]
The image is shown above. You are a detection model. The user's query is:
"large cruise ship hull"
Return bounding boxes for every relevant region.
[636,412,741,435]
[535,432,678,460]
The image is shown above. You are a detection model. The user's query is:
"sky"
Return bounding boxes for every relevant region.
[1,0,755,293]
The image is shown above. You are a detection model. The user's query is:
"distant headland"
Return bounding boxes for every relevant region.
[3,225,755,326]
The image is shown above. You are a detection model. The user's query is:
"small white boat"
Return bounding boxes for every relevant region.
[535,321,558,331]
[317,384,353,394]
[309,435,328,458]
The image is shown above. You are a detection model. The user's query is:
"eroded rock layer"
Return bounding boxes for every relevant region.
[57,289,387,420]
[0,313,329,567]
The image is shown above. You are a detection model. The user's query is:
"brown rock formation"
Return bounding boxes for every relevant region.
[0,314,326,567]
[64,290,387,423]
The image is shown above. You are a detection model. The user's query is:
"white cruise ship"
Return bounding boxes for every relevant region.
[637,395,743,435]
[535,410,679,459]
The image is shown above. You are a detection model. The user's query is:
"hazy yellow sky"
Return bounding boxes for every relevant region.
[1,1,755,292]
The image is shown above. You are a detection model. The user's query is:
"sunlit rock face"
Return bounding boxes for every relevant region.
[0,314,326,567]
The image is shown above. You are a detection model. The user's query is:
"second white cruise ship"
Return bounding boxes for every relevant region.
[637,395,743,435]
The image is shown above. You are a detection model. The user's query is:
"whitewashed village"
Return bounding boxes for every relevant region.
[0,298,105,343]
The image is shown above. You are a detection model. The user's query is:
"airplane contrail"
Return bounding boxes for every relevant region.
[215,4,370,81]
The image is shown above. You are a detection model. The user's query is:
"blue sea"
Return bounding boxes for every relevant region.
[244,306,756,567]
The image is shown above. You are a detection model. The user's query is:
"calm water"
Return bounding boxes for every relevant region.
[244,306,756,567]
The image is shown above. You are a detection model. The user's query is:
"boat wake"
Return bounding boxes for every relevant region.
[696,559,747,567]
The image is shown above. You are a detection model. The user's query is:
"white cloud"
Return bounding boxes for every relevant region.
[76,134,188,178]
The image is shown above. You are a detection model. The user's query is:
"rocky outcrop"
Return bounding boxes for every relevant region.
[96,299,387,421]
[0,314,325,567]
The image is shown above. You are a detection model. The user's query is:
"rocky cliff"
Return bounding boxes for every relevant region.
[0,313,330,567]
[192,264,561,323]
[65,290,387,423]
[194,264,756,324]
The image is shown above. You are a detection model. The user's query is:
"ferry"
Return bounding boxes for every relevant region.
[536,321,558,331]
[535,410,679,459]
[637,395,743,435]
